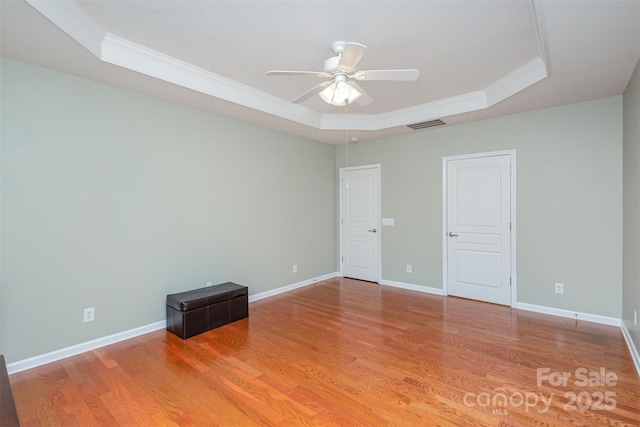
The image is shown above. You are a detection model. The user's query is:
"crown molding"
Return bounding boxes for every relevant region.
[485,56,548,106]
[26,0,105,57]
[25,0,550,133]
[322,90,488,130]
[100,33,322,130]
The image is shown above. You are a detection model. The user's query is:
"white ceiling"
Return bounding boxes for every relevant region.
[1,0,639,144]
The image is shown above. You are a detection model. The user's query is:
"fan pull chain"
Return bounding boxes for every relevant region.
[345,102,349,169]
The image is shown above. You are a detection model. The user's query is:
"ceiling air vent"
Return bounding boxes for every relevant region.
[406,119,446,131]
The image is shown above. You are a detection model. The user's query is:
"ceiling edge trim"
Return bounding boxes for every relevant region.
[485,56,548,106]
[100,33,322,130]
[26,0,550,134]
[531,0,552,76]
[321,91,487,130]
[26,0,105,58]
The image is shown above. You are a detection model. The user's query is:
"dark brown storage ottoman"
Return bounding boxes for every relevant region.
[166,282,248,339]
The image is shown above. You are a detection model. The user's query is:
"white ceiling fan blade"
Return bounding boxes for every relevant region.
[351,82,372,106]
[337,42,367,72]
[267,70,331,78]
[291,81,333,103]
[354,69,420,81]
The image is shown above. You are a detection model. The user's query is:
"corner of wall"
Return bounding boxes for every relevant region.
[621,320,640,377]
[622,54,640,379]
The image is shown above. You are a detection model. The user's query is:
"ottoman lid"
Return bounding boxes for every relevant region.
[166,282,248,311]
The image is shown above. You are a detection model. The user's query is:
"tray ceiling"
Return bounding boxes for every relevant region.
[1,0,639,144]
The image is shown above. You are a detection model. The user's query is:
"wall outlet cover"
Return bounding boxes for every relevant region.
[83,307,95,322]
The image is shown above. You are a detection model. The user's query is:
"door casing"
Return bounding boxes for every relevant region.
[442,150,517,307]
[339,164,382,282]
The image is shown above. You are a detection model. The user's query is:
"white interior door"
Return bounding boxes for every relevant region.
[340,165,380,282]
[445,153,513,305]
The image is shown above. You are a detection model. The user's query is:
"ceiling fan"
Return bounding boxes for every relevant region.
[267,41,419,107]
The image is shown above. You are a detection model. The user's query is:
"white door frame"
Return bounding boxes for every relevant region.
[442,150,517,307]
[339,164,382,282]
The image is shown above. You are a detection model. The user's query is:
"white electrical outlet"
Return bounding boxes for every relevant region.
[293,264,297,273]
[407,264,412,273]
[83,307,95,322]
[206,281,213,287]
[555,282,564,294]
[634,310,637,326]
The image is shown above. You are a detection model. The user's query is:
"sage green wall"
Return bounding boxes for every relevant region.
[337,97,623,318]
[0,55,628,365]
[0,58,337,363]
[0,86,3,356]
[623,57,640,354]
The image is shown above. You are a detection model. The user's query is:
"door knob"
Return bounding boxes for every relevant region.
[368,228,377,233]
[448,232,458,237]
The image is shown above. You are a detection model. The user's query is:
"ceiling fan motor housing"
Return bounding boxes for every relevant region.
[323,56,343,75]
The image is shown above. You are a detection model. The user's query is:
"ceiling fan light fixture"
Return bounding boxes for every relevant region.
[319,83,338,105]
[346,84,362,104]
[335,80,350,99]
[319,78,362,106]
[268,41,420,108]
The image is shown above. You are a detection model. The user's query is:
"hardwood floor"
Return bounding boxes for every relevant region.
[9,278,640,426]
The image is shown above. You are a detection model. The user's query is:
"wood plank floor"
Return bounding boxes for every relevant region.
[9,278,640,426]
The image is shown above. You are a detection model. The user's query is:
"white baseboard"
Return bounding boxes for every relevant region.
[379,279,445,296]
[516,302,621,327]
[249,272,338,302]
[9,276,636,381]
[7,320,167,375]
[7,272,339,374]
[621,320,640,377]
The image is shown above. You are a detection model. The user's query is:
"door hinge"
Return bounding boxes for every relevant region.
[341,256,344,263]
[341,217,344,225]
[510,278,512,287]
